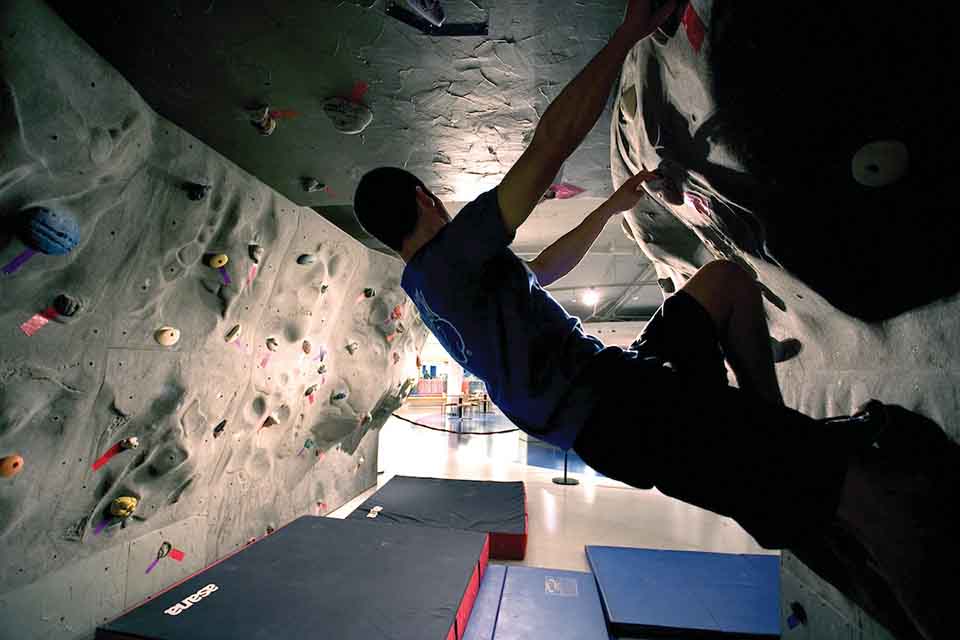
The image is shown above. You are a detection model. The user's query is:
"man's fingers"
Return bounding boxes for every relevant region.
[648,0,679,34]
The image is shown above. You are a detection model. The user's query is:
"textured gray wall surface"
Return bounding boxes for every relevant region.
[0,2,426,638]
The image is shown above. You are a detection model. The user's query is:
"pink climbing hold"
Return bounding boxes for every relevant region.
[549,183,586,199]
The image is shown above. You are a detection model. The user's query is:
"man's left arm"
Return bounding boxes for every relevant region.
[527,172,654,287]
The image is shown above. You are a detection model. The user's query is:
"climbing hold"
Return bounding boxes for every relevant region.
[266,525,275,535]
[852,140,909,187]
[302,177,326,193]
[110,496,138,518]
[392,352,400,365]
[302,340,312,354]
[658,277,676,293]
[206,253,229,269]
[363,288,375,298]
[320,284,329,294]
[53,293,81,317]
[155,326,181,347]
[249,106,277,136]
[262,414,279,428]
[22,207,81,256]
[317,364,327,375]
[266,337,279,352]
[249,244,264,263]
[213,420,227,438]
[305,384,318,397]
[346,341,359,355]
[297,254,316,265]
[185,183,211,201]
[390,305,403,321]
[396,322,406,334]
[361,413,372,425]
[323,97,373,135]
[332,390,348,402]
[120,436,140,450]
[0,454,24,478]
[225,324,242,343]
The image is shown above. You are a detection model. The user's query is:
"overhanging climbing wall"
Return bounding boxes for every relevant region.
[0,1,427,637]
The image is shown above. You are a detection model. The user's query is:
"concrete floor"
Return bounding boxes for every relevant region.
[329,406,775,572]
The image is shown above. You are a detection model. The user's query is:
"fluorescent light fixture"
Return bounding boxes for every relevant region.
[582,289,600,306]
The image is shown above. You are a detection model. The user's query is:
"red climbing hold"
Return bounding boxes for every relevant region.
[682,4,705,53]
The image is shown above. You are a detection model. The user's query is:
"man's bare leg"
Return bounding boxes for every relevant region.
[680,260,785,405]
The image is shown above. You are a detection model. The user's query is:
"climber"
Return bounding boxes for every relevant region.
[354,0,889,551]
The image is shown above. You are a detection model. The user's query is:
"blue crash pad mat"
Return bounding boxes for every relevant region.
[586,546,780,637]
[463,564,507,640]
[494,566,608,640]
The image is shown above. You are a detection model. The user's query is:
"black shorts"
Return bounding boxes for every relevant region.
[572,291,849,549]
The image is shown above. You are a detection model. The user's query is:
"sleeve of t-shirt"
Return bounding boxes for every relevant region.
[435,188,516,270]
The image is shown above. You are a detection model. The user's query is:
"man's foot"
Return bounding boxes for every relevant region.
[770,337,803,363]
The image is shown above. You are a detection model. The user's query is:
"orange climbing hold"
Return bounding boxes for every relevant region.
[0,454,24,478]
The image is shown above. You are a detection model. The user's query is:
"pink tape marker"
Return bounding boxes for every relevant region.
[219,267,231,285]
[2,249,37,275]
[247,265,258,286]
[20,306,59,336]
[308,394,315,405]
[260,353,272,368]
[92,443,123,471]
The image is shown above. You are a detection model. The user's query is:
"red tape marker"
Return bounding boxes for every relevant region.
[20,306,60,336]
[682,3,706,53]
[169,548,185,562]
[92,443,123,471]
[269,109,300,119]
[350,81,369,104]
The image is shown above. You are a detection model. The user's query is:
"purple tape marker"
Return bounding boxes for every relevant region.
[145,557,161,574]
[93,517,113,536]
[219,267,231,285]
[2,249,37,275]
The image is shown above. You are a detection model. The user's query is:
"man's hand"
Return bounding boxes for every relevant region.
[622,0,679,42]
[602,171,657,215]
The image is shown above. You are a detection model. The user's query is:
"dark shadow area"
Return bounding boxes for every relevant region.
[792,406,960,640]
[708,2,960,321]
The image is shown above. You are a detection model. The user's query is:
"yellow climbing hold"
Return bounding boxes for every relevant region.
[207,254,229,269]
[155,326,180,347]
[110,496,138,518]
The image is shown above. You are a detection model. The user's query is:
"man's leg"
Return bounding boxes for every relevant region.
[680,260,784,405]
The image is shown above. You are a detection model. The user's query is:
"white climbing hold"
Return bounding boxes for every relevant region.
[305,384,318,397]
[322,97,373,135]
[249,244,264,263]
[302,177,325,193]
[302,340,312,354]
[297,254,316,265]
[225,324,242,343]
[120,436,140,450]
[155,326,181,347]
[346,341,359,355]
[266,337,279,352]
[852,140,909,187]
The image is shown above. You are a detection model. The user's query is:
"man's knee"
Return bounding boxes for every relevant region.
[680,260,758,332]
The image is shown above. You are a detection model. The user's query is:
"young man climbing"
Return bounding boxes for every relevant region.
[354,0,889,553]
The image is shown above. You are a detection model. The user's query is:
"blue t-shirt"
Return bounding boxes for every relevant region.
[401,188,605,449]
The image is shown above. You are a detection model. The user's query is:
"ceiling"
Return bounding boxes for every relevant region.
[51,0,660,319]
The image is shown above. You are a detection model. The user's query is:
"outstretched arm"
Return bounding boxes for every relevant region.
[528,172,655,286]
[497,0,677,236]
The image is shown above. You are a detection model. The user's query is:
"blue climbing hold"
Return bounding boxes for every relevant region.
[22,207,80,256]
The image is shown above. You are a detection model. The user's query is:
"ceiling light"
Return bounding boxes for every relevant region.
[582,289,600,306]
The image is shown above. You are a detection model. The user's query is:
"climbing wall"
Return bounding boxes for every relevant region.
[0,1,427,637]
[612,3,958,639]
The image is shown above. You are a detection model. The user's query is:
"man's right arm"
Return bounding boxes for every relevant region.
[497,0,676,236]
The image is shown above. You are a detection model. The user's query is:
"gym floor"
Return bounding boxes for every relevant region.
[329,406,775,572]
